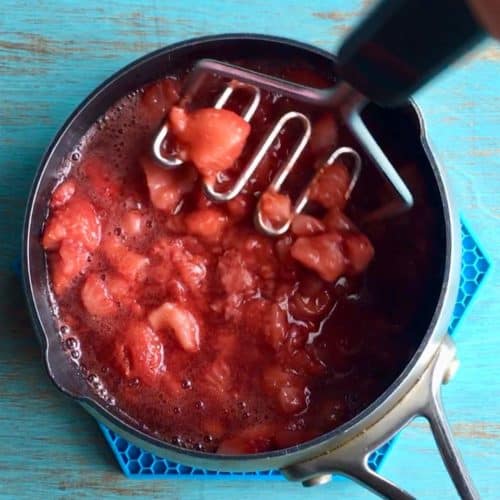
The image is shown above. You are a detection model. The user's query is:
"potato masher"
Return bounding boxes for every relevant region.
[153,0,485,236]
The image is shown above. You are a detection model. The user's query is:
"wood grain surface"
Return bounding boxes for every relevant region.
[0,1,498,498]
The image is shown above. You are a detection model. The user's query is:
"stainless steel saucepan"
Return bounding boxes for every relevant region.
[23,33,477,499]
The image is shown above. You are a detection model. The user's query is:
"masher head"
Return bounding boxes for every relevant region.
[152,59,414,234]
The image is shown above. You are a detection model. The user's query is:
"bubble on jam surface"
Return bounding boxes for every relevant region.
[70,150,81,162]
[171,436,183,447]
[70,349,81,360]
[65,336,79,350]
[181,379,192,390]
[128,377,140,388]
[87,373,103,390]
[60,324,70,336]
[63,335,82,362]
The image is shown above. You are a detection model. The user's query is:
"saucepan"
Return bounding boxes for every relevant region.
[23,25,480,500]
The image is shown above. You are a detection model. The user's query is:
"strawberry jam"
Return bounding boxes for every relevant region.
[41,61,442,454]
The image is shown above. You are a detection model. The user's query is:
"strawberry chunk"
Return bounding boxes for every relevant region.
[217,249,256,296]
[42,196,101,252]
[81,272,117,317]
[81,156,121,201]
[174,251,207,295]
[323,208,356,232]
[291,214,325,236]
[309,162,350,209]
[204,357,232,395]
[262,366,308,415]
[141,156,197,212]
[263,303,288,350]
[148,302,201,352]
[185,208,228,243]
[226,193,254,220]
[278,385,308,415]
[113,321,164,385]
[140,78,180,127]
[152,237,208,295]
[102,237,149,281]
[291,232,347,282]
[50,179,76,208]
[121,210,144,237]
[259,190,292,228]
[50,240,90,296]
[344,232,374,274]
[169,106,251,178]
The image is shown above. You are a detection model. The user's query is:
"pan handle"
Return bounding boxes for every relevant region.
[422,353,479,499]
[283,336,479,499]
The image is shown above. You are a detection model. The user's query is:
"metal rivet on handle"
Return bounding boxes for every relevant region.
[302,474,333,487]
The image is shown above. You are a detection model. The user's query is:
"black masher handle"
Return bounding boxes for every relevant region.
[337,0,486,106]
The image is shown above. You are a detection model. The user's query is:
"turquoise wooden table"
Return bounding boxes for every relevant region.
[0,1,498,498]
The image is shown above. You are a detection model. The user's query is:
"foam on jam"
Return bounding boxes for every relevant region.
[41,61,441,454]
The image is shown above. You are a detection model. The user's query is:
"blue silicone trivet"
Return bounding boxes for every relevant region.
[96,219,490,478]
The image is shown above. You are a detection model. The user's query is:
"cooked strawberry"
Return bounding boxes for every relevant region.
[263,303,288,350]
[42,196,101,252]
[169,106,251,178]
[291,232,347,282]
[323,208,357,232]
[217,249,256,296]
[152,237,208,295]
[102,237,149,281]
[140,78,180,127]
[309,162,350,209]
[174,251,207,295]
[259,190,292,228]
[106,273,131,301]
[278,385,308,415]
[262,365,308,415]
[204,357,232,395]
[81,156,121,200]
[113,321,164,385]
[81,273,117,317]
[50,179,76,208]
[50,240,90,296]
[344,232,375,274]
[291,214,325,236]
[225,193,254,220]
[141,155,197,212]
[148,302,201,352]
[274,234,294,265]
[121,210,144,237]
[184,208,228,243]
